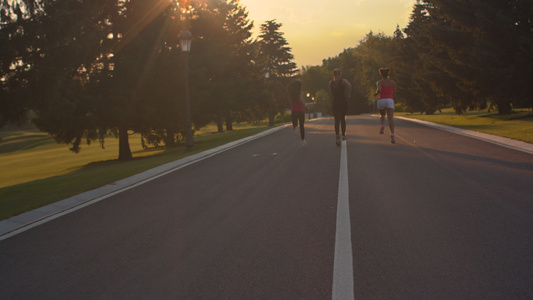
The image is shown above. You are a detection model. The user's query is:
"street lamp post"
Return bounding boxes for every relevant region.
[180,30,193,150]
[264,67,274,126]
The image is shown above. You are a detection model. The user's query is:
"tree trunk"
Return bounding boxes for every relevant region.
[118,126,133,161]
[216,114,224,133]
[164,128,177,147]
[496,98,512,115]
[225,114,233,131]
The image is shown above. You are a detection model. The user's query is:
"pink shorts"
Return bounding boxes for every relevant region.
[378,98,394,110]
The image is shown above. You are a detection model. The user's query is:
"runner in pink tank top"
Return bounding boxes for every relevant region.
[374,68,396,144]
[287,80,306,145]
[379,86,394,99]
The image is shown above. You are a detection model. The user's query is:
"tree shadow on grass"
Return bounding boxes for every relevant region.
[0,134,56,154]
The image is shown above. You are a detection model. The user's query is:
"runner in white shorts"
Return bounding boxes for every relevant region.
[377,98,394,110]
[374,68,396,143]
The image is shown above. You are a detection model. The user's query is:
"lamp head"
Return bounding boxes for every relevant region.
[179,30,192,52]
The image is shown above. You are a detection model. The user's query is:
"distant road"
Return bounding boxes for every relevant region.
[1,116,532,299]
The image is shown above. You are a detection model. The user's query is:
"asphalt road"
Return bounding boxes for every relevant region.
[1,116,532,299]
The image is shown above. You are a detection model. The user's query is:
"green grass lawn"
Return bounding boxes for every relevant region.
[397,108,533,144]
[0,122,276,220]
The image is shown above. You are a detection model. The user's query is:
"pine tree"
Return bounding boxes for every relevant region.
[190,0,257,132]
[400,1,462,114]
[258,20,298,123]
[1,0,119,150]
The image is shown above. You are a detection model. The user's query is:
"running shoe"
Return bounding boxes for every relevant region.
[342,135,346,141]
[379,126,384,134]
[391,134,395,144]
[336,135,341,147]
[301,139,307,146]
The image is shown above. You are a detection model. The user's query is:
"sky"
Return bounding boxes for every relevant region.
[239,0,416,68]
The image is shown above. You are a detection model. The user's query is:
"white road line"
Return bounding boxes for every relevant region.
[332,140,354,300]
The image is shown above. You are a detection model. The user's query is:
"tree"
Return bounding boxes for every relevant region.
[398,2,456,114]
[190,0,258,132]
[93,0,182,159]
[258,20,298,123]
[1,0,187,159]
[417,0,533,114]
[1,0,121,150]
[352,32,396,113]
[300,65,330,99]
[322,32,398,114]
[0,0,35,126]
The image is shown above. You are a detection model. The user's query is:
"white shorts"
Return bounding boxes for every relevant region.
[377,98,394,110]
